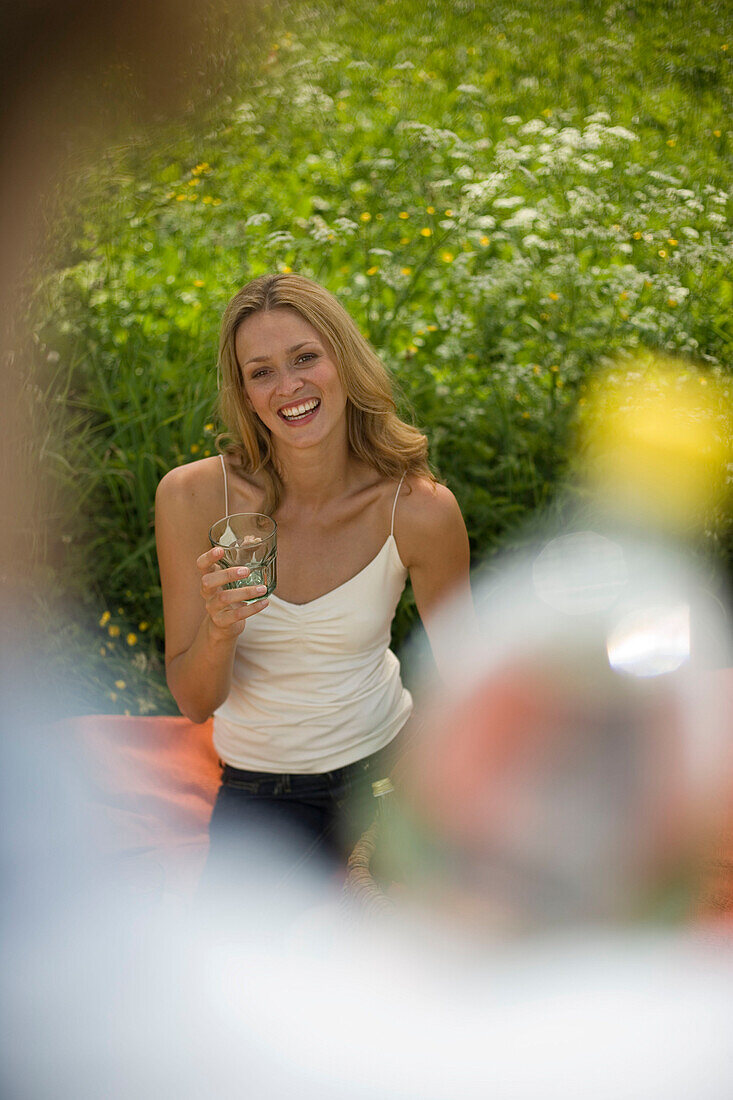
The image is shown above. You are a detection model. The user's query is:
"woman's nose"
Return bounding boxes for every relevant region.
[275,366,304,395]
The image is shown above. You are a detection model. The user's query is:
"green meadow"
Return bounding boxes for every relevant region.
[30,0,732,715]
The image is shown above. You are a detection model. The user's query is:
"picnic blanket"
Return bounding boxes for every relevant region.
[56,714,220,902]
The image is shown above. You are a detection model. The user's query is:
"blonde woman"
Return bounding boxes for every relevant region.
[155,273,470,878]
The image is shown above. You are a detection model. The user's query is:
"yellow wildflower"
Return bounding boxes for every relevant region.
[194,279,205,287]
[202,196,213,204]
[337,101,347,111]
[407,345,418,354]
[713,130,722,137]
[400,237,410,245]
[633,231,643,240]
[401,266,412,275]
[668,298,678,307]
[620,310,629,320]
[542,108,552,118]
[722,44,729,51]
[427,324,438,332]
[367,266,379,275]
[444,209,453,216]
[658,249,668,258]
[645,279,653,288]
[480,236,490,246]
[440,251,454,263]
[667,138,676,147]
[420,227,432,237]
[175,195,186,202]
[360,212,372,222]
[188,179,201,187]
[99,610,111,627]
[548,291,560,301]
[533,365,541,375]
[115,680,126,690]
[190,444,200,454]
[540,312,550,321]
[398,211,409,219]
[667,238,678,246]
[212,198,222,206]
[619,291,628,300]
[127,633,138,646]
[139,622,149,631]
[108,625,120,638]
[281,265,292,273]
[204,422,214,432]
[426,205,435,214]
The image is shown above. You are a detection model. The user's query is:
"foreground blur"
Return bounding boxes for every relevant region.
[3,358,733,1097]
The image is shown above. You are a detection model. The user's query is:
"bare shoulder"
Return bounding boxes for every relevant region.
[396,476,468,568]
[155,456,224,515]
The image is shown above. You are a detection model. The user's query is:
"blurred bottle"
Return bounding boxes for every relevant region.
[378,355,733,935]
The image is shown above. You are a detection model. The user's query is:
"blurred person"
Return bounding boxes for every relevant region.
[155,272,471,887]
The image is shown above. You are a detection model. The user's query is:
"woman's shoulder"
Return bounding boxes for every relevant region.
[156,455,224,507]
[155,453,257,513]
[396,475,466,564]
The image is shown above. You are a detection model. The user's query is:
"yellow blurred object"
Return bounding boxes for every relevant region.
[579,356,732,533]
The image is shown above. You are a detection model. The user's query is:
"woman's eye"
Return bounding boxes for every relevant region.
[251,368,269,379]
[297,353,316,364]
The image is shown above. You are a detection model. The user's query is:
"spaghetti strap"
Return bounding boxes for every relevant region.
[390,472,407,538]
[219,453,229,517]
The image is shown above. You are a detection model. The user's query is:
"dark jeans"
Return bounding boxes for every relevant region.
[199,737,400,907]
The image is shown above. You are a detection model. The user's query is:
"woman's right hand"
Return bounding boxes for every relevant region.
[197,545,270,639]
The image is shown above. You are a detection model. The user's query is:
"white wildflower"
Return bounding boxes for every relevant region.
[557,127,584,147]
[456,84,481,94]
[605,126,639,142]
[519,119,546,136]
[494,195,525,209]
[245,212,272,227]
[504,208,541,228]
[333,217,359,235]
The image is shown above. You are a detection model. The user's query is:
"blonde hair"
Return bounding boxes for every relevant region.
[216,272,436,513]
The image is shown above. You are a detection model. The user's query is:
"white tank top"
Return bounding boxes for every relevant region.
[213,458,413,773]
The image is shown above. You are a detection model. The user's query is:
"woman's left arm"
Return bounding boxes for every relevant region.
[396,478,474,677]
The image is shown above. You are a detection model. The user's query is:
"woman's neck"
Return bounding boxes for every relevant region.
[273,433,359,511]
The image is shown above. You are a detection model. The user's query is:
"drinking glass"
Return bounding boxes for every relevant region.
[208,513,277,602]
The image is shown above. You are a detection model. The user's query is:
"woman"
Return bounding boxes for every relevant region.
[155,273,470,882]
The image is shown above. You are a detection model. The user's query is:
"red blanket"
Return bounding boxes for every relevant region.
[57,714,220,902]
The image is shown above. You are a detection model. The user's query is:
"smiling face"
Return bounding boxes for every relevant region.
[234,307,348,451]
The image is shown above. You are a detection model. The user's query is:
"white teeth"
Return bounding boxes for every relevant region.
[280,399,319,420]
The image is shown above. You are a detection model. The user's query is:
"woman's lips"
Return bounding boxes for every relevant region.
[277,398,321,425]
